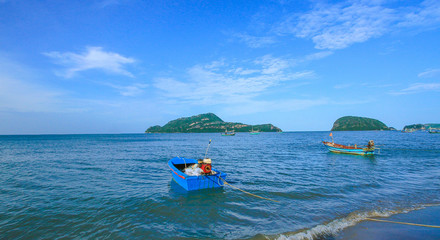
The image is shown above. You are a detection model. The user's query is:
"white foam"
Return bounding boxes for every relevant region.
[275,205,433,240]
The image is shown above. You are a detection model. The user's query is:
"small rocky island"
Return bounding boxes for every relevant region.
[145,113,282,133]
[403,123,440,132]
[331,116,390,131]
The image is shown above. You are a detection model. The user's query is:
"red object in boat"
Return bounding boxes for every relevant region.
[201,164,212,174]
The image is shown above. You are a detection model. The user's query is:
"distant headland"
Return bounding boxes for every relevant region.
[145,113,282,133]
[331,116,391,131]
[403,123,440,132]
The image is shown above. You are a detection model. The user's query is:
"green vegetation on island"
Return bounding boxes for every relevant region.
[145,113,282,133]
[403,123,440,132]
[331,116,390,131]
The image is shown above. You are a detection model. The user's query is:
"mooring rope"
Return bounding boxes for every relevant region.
[219,177,279,203]
[365,218,440,228]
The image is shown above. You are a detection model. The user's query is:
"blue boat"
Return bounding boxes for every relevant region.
[322,140,375,156]
[168,157,227,191]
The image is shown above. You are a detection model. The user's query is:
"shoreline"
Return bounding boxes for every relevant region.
[336,205,440,240]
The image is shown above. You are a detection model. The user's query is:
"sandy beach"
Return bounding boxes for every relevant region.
[337,205,440,240]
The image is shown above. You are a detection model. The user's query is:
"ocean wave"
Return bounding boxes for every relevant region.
[271,204,439,240]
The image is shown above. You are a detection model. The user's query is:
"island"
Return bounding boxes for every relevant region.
[331,116,390,131]
[403,123,440,132]
[145,113,282,133]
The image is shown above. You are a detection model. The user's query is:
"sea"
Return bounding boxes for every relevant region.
[0,131,439,239]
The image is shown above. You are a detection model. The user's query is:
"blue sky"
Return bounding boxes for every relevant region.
[1,0,439,134]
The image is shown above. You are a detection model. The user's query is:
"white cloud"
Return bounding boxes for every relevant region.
[277,0,440,50]
[233,33,276,48]
[44,46,135,78]
[334,82,395,90]
[418,69,440,78]
[154,56,314,105]
[105,83,149,97]
[277,2,396,49]
[303,51,334,61]
[255,55,289,74]
[233,67,260,75]
[334,83,352,89]
[0,55,146,115]
[390,82,440,95]
[398,0,440,28]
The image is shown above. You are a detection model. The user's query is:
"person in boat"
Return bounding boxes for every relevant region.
[367,140,374,149]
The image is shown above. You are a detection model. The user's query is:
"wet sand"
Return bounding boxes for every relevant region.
[336,205,440,240]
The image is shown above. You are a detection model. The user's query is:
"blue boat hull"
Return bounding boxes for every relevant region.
[168,157,227,191]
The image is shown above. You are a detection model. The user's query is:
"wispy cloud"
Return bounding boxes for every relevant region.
[44,46,135,78]
[333,82,396,90]
[0,55,147,115]
[303,51,333,61]
[398,0,440,28]
[154,56,314,105]
[334,83,352,89]
[390,82,440,95]
[233,33,276,48]
[105,83,149,97]
[418,68,440,78]
[276,0,440,50]
[255,55,289,74]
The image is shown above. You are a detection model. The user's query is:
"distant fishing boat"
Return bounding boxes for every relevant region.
[168,140,227,191]
[323,133,375,155]
[428,128,440,134]
[221,129,235,136]
[250,127,260,135]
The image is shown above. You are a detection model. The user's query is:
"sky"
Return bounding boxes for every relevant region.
[1,0,439,134]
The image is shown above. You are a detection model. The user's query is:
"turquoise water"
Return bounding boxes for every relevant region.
[0,132,439,239]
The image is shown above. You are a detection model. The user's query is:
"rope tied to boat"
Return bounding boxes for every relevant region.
[365,218,440,228]
[219,177,279,203]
